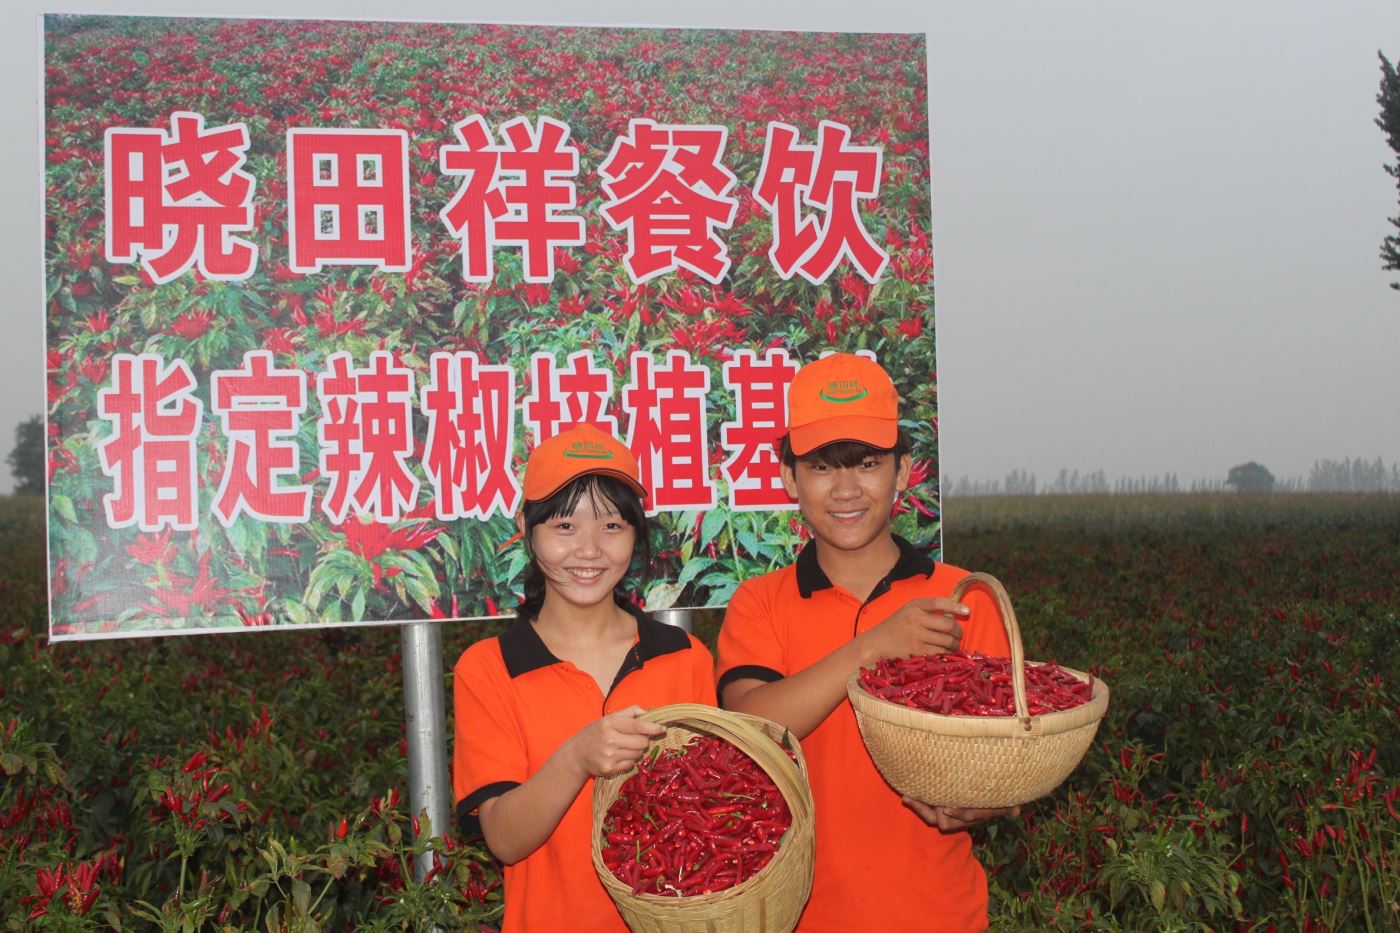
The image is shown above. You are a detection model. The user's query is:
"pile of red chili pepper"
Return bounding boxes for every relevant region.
[600,734,792,897]
[859,650,1093,716]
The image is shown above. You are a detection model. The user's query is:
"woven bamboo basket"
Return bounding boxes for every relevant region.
[590,703,815,933]
[847,572,1109,809]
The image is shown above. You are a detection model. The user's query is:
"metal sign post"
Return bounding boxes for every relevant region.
[654,608,693,633]
[401,619,451,882]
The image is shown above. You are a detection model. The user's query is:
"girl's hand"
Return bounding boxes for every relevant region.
[567,705,666,778]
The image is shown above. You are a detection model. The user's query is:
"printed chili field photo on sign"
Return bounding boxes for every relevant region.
[43,14,938,639]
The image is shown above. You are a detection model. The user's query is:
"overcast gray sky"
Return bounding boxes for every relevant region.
[8,0,1399,492]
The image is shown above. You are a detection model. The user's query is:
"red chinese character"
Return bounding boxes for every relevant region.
[97,354,204,531]
[439,115,584,282]
[720,348,800,510]
[287,129,411,273]
[623,350,716,512]
[316,352,419,522]
[209,350,311,525]
[522,350,617,444]
[105,111,257,284]
[420,351,520,520]
[755,120,889,284]
[598,120,738,284]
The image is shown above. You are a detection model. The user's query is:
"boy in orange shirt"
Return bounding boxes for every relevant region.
[717,353,1017,932]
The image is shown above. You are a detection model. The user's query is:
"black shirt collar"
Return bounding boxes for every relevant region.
[498,600,690,680]
[795,534,935,600]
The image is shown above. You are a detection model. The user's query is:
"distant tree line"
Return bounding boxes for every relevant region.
[947,458,1400,497]
[1307,457,1400,492]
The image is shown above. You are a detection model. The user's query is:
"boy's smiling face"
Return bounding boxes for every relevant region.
[782,449,912,556]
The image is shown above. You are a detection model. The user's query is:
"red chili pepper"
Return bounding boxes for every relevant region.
[601,733,793,896]
[859,650,1094,716]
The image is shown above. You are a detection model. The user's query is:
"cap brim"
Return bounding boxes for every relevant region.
[789,417,899,456]
[527,468,647,503]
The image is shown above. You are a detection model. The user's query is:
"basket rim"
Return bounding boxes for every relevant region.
[846,664,1110,738]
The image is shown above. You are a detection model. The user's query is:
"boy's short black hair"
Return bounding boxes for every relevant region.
[778,430,912,470]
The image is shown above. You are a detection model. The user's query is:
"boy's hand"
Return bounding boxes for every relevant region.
[859,597,967,664]
[901,797,1021,831]
[567,705,666,778]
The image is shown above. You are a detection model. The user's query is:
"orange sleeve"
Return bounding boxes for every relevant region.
[716,576,787,696]
[451,641,528,809]
[958,583,1013,658]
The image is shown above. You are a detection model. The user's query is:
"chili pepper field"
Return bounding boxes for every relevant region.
[3,492,1398,930]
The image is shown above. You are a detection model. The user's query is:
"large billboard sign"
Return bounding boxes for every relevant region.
[43,15,939,639]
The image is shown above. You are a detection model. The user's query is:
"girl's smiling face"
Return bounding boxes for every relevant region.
[528,489,637,613]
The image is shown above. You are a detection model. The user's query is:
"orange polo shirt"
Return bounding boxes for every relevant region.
[717,537,1010,933]
[453,603,717,933]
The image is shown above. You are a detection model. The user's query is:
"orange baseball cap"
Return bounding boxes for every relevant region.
[522,423,646,502]
[787,353,899,456]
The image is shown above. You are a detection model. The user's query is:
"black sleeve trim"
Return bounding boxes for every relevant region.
[717,665,784,703]
[456,780,520,838]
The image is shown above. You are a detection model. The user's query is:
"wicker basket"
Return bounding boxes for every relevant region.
[591,703,815,933]
[847,572,1109,809]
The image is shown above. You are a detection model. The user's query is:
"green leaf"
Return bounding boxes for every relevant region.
[643,581,684,611]
[675,557,714,587]
[1150,879,1166,913]
[52,493,77,524]
[438,532,459,563]
[291,879,312,918]
[705,581,739,605]
[226,516,252,558]
[699,508,727,549]
[501,547,528,586]
[351,587,366,622]
[403,573,439,614]
[65,525,99,568]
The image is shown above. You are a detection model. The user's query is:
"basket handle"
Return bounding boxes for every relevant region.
[948,572,1032,731]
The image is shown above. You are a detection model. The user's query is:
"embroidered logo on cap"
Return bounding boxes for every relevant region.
[819,379,868,403]
[563,440,615,460]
